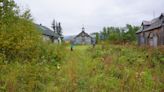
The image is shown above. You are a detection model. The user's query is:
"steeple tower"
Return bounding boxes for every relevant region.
[82,27,85,32]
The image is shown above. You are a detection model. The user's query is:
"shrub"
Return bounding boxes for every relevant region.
[0,19,42,63]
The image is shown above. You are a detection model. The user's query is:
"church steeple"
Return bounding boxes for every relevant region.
[82,27,85,32]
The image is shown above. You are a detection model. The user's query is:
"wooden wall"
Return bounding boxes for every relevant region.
[138,27,164,47]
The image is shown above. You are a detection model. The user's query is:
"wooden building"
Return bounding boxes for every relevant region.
[136,13,164,47]
[74,27,93,45]
[36,24,61,43]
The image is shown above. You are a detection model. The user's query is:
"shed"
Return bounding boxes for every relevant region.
[136,13,164,47]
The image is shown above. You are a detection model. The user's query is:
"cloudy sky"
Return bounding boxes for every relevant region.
[14,0,164,36]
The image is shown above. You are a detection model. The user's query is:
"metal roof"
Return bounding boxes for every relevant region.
[142,20,151,25]
[136,13,164,34]
[143,17,162,32]
[35,24,59,38]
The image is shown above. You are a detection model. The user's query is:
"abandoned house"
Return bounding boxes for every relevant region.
[36,24,61,43]
[74,27,93,45]
[136,13,164,47]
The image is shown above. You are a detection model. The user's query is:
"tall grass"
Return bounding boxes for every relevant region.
[0,43,163,92]
[53,44,163,92]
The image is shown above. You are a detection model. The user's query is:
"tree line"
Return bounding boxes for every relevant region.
[95,24,140,44]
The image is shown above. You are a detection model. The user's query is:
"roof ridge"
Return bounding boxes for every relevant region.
[137,13,164,33]
[35,24,59,38]
[74,31,92,38]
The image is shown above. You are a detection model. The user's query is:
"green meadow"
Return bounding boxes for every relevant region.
[1,44,163,92]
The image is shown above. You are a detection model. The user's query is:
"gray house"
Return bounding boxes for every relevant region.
[136,13,164,47]
[36,24,61,43]
[74,27,93,45]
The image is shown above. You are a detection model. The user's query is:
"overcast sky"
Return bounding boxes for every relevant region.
[14,0,164,36]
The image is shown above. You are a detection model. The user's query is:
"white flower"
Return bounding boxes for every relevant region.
[0,2,3,7]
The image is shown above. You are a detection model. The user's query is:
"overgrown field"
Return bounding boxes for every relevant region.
[1,0,163,91]
[54,45,164,92]
[0,44,163,92]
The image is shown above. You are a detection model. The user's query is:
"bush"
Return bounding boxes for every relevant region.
[0,1,67,91]
[0,19,43,63]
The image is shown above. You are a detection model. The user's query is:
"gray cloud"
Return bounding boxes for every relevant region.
[14,0,164,35]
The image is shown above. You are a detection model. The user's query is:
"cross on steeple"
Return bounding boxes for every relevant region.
[82,27,85,32]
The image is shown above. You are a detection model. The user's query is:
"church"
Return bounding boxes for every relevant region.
[73,27,93,45]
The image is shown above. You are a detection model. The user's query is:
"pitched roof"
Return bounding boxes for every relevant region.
[35,24,59,38]
[137,13,164,34]
[74,31,92,38]
[143,17,162,32]
[74,27,92,39]
[142,20,151,25]
[136,21,151,34]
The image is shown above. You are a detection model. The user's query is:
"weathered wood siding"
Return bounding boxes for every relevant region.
[74,36,92,45]
[137,27,164,47]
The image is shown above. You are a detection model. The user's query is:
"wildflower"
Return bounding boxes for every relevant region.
[57,64,60,70]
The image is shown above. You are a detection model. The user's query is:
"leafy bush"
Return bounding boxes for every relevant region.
[0,19,42,62]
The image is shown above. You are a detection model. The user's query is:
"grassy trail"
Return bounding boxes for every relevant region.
[53,45,163,92]
[56,45,98,91]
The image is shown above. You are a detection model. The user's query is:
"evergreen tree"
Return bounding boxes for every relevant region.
[57,22,62,37]
[52,19,56,33]
[52,20,63,41]
[52,20,63,36]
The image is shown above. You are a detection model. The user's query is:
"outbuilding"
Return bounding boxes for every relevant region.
[36,24,61,43]
[136,13,164,47]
